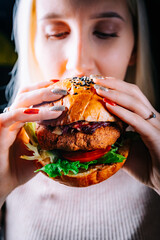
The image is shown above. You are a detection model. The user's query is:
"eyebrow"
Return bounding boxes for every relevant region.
[90,12,125,21]
[40,13,64,20]
[40,11,125,22]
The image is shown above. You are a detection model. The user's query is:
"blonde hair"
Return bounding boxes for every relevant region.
[7,0,41,103]
[126,0,155,105]
[7,0,155,106]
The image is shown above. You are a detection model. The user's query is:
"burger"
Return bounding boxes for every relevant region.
[22,76,130,187]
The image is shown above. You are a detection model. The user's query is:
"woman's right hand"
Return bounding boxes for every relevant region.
[0,80,66,207]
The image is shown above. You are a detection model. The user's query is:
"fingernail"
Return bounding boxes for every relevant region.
[50,79,60,83]
[49,105,66,111]
[103,98,117,106]
[105,77,114,80]
[24,108,39,114]
[94,84,109,92]
[51,88,68,95]
[90,74,105,80]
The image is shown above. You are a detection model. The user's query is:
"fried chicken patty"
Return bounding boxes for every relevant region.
[36,123,122,151]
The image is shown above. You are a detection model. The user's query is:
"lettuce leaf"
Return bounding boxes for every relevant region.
[21,144,59,162]
[34,146,125,178]
[22,122,131,178]
[24,122,38,146]
[21,143,40,160]
[35,159,97,177]
[97,147,125,164]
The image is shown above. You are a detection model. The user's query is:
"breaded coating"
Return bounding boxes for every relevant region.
[36,124,121,151]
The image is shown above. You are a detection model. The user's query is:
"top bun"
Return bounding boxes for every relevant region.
[41,76,117,126]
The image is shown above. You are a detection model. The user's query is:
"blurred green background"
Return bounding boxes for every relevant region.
[0,33,17,66]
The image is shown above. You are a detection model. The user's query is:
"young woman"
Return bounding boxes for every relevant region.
[0,0,160,239]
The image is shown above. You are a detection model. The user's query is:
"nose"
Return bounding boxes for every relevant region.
[65,33,95,75]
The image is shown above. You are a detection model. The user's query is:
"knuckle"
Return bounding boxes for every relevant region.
[19,86,29,93]
[130,98,140,110]
[131,84,140,95]
[111,90,119,101]
[14,92,26,104]
[10,110,18,122]
[131,114,141,128]
[16,93,24,102]
[0,115,7,128]
[39,89,46,101]
[1,111,16,128]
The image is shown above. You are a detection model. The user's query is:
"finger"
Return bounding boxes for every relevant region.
[95,88,160,129]
[11,87,67,109]
[96,87,158,120]
[19,80,59,93]
[9,122,24,131]
[103,103,159,142]
[0,106,66,129]
[93,77,154,110]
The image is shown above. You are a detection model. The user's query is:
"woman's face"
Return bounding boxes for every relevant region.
[35,0,135,80]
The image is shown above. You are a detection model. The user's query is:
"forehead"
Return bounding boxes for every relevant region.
[36,0,130,20]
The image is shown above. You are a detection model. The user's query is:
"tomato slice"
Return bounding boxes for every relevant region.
[61,146,111,163]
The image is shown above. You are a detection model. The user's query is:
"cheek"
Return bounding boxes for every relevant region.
[34,37,67,80]
[97,37,134,79]
[100,50,131,79]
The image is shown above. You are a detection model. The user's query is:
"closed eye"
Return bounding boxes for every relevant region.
[47,31,70,40]
[93,31,118,39]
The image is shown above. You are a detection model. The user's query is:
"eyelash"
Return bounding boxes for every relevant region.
[46,31,118,40]
[47,32,70,40]
[93,31,118,39]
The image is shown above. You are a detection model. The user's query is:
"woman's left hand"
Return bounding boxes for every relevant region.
[93,76,160,194]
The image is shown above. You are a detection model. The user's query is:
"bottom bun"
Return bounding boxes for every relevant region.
[36,140,130,187]
[53,160,126,187]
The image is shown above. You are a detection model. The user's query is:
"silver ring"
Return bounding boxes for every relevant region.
[3,107,10,113]
[145,112,156,120]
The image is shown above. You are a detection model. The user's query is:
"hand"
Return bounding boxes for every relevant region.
[93,76,160,194]
[0,80,66,206]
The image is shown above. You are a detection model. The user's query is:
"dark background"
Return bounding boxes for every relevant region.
[0,0,16,112]
[0,0,160,112]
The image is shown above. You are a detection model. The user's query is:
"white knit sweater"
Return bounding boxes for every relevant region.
[6,170,160,240]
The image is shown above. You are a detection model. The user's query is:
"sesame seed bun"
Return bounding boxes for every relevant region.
[39,76,117,127]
